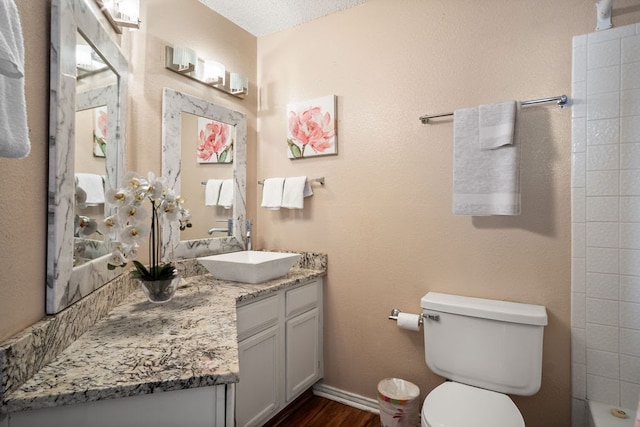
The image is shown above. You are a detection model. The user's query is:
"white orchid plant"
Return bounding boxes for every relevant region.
[101,172,192,281]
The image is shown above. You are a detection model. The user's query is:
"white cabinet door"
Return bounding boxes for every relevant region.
[285,307,321,402]
[236,325,281,427]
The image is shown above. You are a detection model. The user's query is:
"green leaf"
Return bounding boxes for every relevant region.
[287,139,302,158]
[219,148,228,163]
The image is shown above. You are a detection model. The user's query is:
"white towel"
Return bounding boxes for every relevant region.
[452,106,520,216]
[218,179,234,209]
[479,101,517,150]
[75,173,105,205]
[261,177,285,210]
[282,176,313,209]
[204,179,223,206]
[0,0,30,158]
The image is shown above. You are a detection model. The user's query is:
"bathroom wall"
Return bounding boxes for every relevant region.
[256,1,639,426]
[571,22,640,426]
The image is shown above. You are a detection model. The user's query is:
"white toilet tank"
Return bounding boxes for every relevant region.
[421,292,548,396]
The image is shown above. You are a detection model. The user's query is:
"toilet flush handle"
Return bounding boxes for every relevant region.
[422,313,440,321]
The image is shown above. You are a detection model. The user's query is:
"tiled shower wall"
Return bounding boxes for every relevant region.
[571,22,640,426]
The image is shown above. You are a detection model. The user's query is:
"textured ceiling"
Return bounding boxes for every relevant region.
[198,0,367,37]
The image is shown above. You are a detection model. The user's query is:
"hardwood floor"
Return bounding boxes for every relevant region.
[264,390,380,427]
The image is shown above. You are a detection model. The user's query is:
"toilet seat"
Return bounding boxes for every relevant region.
[421,382,524,427]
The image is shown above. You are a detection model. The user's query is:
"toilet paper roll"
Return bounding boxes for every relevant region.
[397,313,421,331]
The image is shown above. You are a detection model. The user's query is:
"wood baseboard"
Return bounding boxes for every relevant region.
[312,382,380,414]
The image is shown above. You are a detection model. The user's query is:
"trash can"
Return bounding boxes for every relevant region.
[377,378,421,427]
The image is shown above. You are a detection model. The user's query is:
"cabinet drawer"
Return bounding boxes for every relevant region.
[237,295,280,341]
[285,281,319,318]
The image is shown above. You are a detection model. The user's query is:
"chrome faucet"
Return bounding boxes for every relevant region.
[245,220,252,250]
[208,218,233,236]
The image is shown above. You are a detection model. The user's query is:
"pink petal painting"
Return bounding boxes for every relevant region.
[287,95,337,159]
[197,117,234,164]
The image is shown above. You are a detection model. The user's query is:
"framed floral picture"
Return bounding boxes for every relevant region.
[287,95,337,159]
[196,117,234,164]
[92,106,107,157]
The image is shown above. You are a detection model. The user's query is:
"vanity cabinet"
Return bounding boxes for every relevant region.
[235,278,323,427]
[6,384,233,427]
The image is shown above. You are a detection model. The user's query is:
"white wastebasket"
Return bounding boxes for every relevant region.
[377,378,421,427]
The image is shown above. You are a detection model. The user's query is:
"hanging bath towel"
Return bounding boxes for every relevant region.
[0,0,30,158]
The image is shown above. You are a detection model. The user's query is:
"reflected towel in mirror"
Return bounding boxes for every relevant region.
[205,179,223,206]
[75,173,105,205]
[218,179,234,209]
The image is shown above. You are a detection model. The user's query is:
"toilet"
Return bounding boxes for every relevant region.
[420,292,548,427]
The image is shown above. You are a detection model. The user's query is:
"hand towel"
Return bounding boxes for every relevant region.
[261,177,285,210]
[75,173,105,205]
[479,101,517,150]
[204,179,223,206]
[282,176,313,209]
[0,0,30,158]
[218,179,234,209]
[452,106,521,216]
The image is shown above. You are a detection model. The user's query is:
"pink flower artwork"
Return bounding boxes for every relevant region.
[92,106,108,157]
[287,95,337,159]
[196,117,234,164]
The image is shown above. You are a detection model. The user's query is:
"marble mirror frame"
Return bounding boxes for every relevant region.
[47,0,128,314]
[161,88,246,260]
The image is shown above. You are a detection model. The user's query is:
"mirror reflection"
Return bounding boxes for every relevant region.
[180,112,234,241]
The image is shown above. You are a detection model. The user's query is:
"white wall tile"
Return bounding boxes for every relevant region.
[621,116,640,143]
[574,223,586,258]
[587,118,620,146]
[621,301,640,330]
[587,348,620,379]
[586,170,619,196]
[586,323,619,351]
[621,89,640,117]
[586,272,619,300]
[572,398,587,427]
[588,39,621,69]
[587,247,619,274]
[587,374,620,405]
[621,275,640,304]
[589,24,635,45]
[574,327,587,364]
[621,223,640,250]
[587,66,620,95]
[573,187,586,223]
[621,197,640,222]
[620,381,640,411]
[573,362,587,398]
[573,152,586,188]
[573,117,587,153]
[586,297,619,326]
[620,354,640,384]
[621,143,640,170]
[587,222,619,248]
[621,34,640,64]
[587,144,619,171]
[622,62,640,91]
[573,292,587,328]
[588,91,620,121]
[621,170,640,196]
[573,80,587,118]
[621,327,640,357]
[621,250,640,276]
[573,41,587,83]
[586,196,619,222]
[573,257,587,293]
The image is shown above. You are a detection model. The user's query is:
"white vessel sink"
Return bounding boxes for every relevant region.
[199,251,301,283]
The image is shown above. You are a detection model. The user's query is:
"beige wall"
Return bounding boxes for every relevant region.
[256,1,639,426]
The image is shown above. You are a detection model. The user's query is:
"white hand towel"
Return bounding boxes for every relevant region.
[282,176,313,209]
[75,173,105,205]
[0,0,30,158]
[261,177,285,210]
[218,179,234,209]
[479,101,517,150]
[452,106,520,216]
[204,179,223,206]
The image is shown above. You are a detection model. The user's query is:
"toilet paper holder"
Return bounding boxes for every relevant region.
[388,309,439,325]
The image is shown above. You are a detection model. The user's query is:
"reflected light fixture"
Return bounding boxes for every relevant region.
[95,0,141,34]
[203,60,225,86]
[230,73,249,95]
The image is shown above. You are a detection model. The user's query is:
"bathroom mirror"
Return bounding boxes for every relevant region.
[47,0,128,314]
[161,88,246,260]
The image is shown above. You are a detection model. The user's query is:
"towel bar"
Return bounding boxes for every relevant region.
[419,94,569,124]
[258,177,325,185]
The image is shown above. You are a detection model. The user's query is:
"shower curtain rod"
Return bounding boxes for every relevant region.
[419,94,569,124]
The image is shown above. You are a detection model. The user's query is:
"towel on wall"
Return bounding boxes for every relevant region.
[261,177,285,210]
[204,179,223,206]
[282,176,313,209]
[0,0,30,158]
[479,101,517,150]
[218,179,234,209]
[75,173,105,205]
[452,104,521,216]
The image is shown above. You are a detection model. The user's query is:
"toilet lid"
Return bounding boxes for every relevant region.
[422,382,524,427]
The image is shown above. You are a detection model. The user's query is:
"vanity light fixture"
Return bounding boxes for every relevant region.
[95,0,141,34]
[164,45,248,99]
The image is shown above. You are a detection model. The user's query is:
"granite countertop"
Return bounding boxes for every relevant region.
[2,267,325,414]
